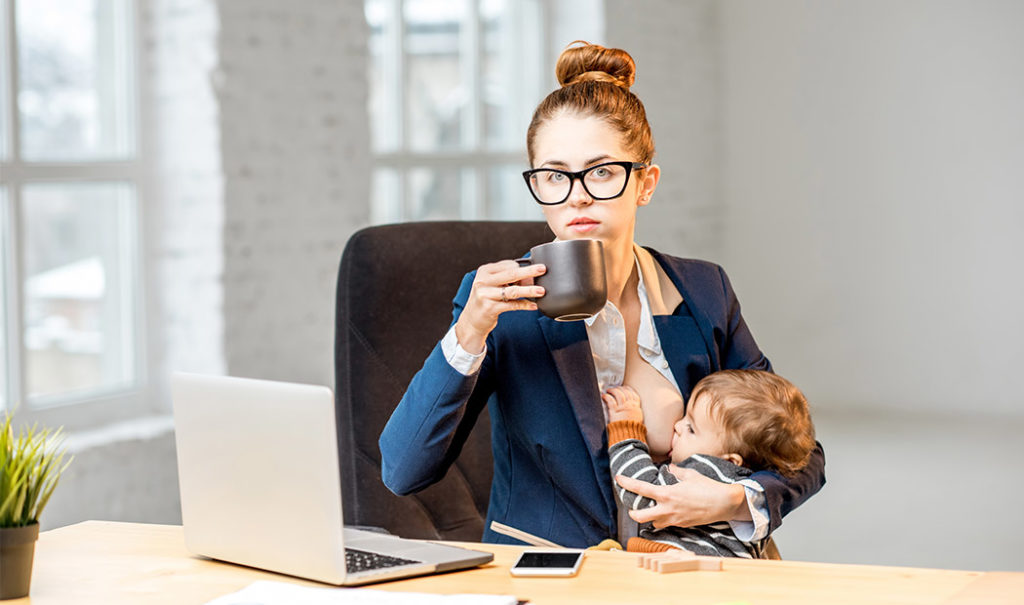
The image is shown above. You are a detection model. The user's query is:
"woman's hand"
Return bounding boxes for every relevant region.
[454,260,546,354]
[615,468,750,529]
[603,385,644,423]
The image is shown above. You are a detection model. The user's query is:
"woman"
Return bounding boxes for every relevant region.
[379,42,825,548]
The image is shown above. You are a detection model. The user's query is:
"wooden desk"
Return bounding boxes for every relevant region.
[11,521,1021,604]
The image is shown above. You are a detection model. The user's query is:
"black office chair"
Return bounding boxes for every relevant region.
[334,220,553,541]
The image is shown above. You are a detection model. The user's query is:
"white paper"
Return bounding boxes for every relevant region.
[204,580,519,605]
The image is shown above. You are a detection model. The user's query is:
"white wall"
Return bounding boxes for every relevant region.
[719,0,1024,415]
[716,0,1024,569]
[606,0,724,260]
[608,0,1024,570]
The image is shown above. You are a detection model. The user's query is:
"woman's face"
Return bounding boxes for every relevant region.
[530,113,657,247]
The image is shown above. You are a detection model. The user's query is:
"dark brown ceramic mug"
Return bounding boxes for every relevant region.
[518,239,607,321]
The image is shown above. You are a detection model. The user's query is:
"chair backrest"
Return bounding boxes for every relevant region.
[334,220,553,540]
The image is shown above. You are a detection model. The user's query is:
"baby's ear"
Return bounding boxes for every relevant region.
[721,453,744,467]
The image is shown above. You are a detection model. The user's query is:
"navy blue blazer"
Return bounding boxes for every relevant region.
[380,249,826,547]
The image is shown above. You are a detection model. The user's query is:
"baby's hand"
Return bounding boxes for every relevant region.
[603,385,644,423]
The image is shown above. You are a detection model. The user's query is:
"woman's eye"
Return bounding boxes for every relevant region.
[547,172,566,183]
[591,168,610,178]
[686,424,695,434]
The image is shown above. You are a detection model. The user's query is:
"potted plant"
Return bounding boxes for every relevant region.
[0,413,72,600]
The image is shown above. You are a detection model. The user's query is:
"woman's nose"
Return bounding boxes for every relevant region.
[566,178,593,206]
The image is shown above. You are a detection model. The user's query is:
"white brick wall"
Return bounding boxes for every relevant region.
[216,0,370,386]
[145,0,225,387]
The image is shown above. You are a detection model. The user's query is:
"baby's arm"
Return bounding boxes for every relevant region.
[605,386,678,511]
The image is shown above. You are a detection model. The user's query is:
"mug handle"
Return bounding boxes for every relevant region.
[514,256,539,300]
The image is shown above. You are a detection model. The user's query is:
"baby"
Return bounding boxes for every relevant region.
[605,369,816,558]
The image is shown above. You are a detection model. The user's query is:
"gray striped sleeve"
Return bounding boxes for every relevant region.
[608,439,678,510]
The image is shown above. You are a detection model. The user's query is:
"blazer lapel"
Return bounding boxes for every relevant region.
[537,315,617,521]
[653,314,713,399]
[537,317,604,456]
[646,248,722,371]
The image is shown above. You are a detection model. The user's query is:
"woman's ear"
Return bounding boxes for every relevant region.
[637,164,660,207]
[721,453,744,467]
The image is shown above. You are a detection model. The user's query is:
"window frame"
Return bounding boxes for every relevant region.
[0,0,157,430]
[367,0,552,223]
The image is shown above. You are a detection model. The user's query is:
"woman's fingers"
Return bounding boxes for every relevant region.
[494,284,545,302]
[628,505,668,528]
[481,260,546,288]
[475,259,545,306]
[454,259,547,352]
[616,475,665,500]
[617,471,744,529]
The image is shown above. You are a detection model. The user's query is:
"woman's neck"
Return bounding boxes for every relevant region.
[603,235,639,309]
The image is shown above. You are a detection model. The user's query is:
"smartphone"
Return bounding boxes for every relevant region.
[509,549,585,577]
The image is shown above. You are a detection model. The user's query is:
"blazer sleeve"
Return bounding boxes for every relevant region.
[378,272,496,496]
[752,443,826,534]
[716,264,827,531]
[717,264,772,373]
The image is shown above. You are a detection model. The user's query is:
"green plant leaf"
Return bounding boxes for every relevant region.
[0,413,72,527]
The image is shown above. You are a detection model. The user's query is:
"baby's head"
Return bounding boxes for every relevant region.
[670,370,815,476]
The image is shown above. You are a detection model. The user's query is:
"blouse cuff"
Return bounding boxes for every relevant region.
[441,325,486,376]
[727,479,770,543]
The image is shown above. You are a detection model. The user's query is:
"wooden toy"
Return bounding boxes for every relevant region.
[637,550,724,573]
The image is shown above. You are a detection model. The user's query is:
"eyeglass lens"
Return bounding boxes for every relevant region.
[528,163,630,204]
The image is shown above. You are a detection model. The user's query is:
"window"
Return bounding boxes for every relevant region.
[0,0,145,426]
[365,0,549,223]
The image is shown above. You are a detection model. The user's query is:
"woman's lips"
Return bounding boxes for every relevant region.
[568,218,599,233]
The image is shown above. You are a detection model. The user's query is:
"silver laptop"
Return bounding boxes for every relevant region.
[172,373,493,585]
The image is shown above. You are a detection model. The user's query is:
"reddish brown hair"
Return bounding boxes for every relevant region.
[526,41,655,166]
[689,370,816,476]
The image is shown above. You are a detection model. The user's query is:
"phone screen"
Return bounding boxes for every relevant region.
[515,552,583,568]
[511,550,584,575]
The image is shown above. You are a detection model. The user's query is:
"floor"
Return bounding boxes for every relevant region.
[771,408,1024,572]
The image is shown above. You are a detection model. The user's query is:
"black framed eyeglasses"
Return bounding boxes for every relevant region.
[522,161,648,205]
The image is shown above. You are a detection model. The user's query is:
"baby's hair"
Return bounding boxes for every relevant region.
[689,370,816,476]
[527,41,654,166]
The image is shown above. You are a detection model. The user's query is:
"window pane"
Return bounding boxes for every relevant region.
[482,0,542,151]
[408,167,464,220]
[0,188,7,410]
[366,0,400,152]
[0,0,10,161]
[22,183,136,401]
[405,0,467,151]
[488,164,540,220]
[16,0,135,161]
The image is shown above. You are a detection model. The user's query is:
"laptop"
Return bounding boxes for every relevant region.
[171,372,493,586]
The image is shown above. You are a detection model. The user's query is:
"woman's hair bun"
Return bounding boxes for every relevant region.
[556,41,636,90]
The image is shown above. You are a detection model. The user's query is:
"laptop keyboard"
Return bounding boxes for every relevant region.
[346,548,422,574]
